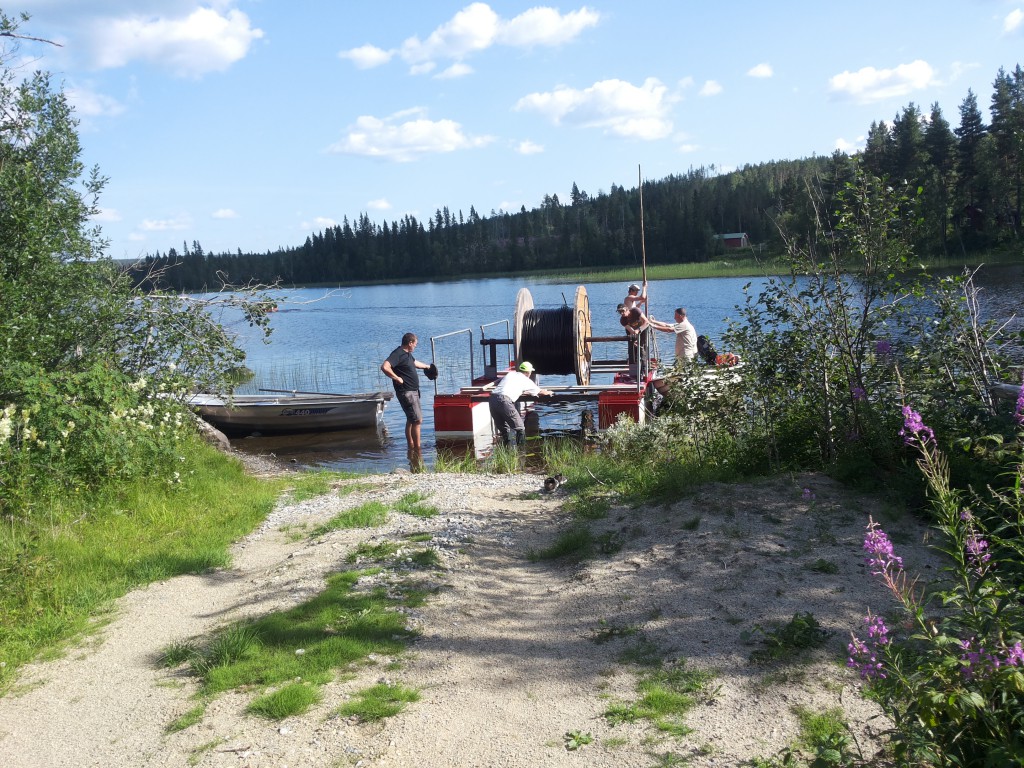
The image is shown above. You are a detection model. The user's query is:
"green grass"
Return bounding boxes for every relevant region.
[394,491,439,518]
[804,558,840,574]
[528,525,593,561]
[0,438,287,691]
[191,569,418,696]
[335,683,421,722]
[247,682,322,719]
[604,662,715,737]
[166,703,207,732]
[309,500,389,536]
[156,567,426,727]
[284,470,362,503]
[346,541,402,563]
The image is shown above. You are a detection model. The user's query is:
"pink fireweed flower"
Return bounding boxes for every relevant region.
[864,518,903,576]
[802,487,816,501]
[1006,642,1024,667]
[899,406,935,446]
[959,638,1000,680]
[851,386,866,401]
[847,635,886,680]
[965,531,991,571]
[875,340,892,355]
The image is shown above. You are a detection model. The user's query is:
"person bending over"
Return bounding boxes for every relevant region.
[488,361,553,448]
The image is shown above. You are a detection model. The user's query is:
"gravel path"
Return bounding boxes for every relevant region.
[0,468,939,767]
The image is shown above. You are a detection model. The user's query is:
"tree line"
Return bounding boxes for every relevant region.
[134,63,1024,291]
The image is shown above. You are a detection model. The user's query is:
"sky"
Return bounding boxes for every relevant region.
[9,0,1024,259]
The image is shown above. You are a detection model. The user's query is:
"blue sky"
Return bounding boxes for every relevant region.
[12,0,1024,259]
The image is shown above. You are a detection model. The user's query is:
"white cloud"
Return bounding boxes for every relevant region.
[140,215,191,231]
[338,44,394,69]
[677,143,698,153]
[828,59,936,103]
[367,198,392,211]
[498,5,601,47]
[90,7,263,77]
[327,108,495,162]
[65,83,126,117]
[699,80,722,97]
[436,62,474,79]
[212,208,238,219]
[345,3,599,74]
[516,140,544,155]
[91,207,123,222]
[1004,8,1024,34]
[835,136,865,153]
[747,63,773,78]
[677,76,695,90]
[311,217,337,230]
[514,77,673,140]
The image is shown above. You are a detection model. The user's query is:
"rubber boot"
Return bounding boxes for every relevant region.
[515,429,526,448]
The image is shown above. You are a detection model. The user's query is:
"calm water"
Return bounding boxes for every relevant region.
[225,265,1023,473]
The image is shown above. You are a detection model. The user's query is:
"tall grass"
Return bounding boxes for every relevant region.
[0,437,287,689]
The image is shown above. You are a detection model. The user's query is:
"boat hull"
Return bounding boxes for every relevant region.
[189,392,392,436]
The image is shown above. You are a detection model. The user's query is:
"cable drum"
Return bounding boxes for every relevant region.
[519,306,576,375]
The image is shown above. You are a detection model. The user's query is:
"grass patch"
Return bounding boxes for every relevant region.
[285,470,361,503]
[404,532,433,543]
[804,558,840,574]
[591,620,640,644]
[566,489,612,521]
[0,438,287,690]
[745,612,830,664]
[394,491,439,518]
[346,541,401,564]
[617,635,665,667]
[157,567,424,727]
[408,549,442,569]
[166,702,206,733]
[528,526,593,562]
[335,683,420,722]
[604,662,715,737]
[247,682,322,719]
[309,501,389,536]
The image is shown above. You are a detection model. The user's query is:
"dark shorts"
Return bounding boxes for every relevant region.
[397,390,422,424]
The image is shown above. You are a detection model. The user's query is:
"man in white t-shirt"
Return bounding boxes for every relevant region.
[649,307,697,364]
[489,361,553,447]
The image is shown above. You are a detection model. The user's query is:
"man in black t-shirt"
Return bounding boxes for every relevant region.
[381,332,431,452]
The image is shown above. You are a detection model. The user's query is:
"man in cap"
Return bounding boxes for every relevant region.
[488,361,553,448]
[623,281,647,312]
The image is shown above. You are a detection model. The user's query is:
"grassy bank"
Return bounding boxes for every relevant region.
[0,438,299,691]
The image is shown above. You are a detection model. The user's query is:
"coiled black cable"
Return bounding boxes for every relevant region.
[519,306,575,375]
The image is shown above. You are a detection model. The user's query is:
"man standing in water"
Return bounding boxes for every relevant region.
[381,332,432,458]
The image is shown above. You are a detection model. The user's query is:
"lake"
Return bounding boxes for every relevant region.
[225,265,1023,473]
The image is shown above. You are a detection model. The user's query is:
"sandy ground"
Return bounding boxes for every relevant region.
[0,462,941,768]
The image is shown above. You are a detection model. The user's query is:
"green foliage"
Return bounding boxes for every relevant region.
[849,422,1024,766]
[747,612,830,664]
[564,730,593,750]
[0,17,277,519]
[721,161,1012,479]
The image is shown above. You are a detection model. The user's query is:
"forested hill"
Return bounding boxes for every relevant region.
[133,63,1023,291]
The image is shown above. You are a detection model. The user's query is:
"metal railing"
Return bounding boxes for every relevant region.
[430,328,473,395]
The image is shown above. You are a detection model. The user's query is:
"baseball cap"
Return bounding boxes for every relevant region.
[518,361,535,373]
